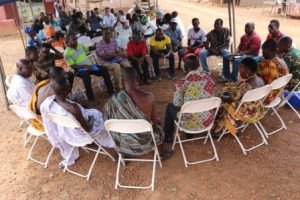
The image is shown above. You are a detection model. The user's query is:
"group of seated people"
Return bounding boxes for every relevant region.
[7,7,300,166]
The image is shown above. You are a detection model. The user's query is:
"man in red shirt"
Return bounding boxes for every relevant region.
[223,22,261,82]
[266,19,285,43]
[127,31,151,84]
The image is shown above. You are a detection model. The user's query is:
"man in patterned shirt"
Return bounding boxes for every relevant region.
[278,36,300,91]
[163,54,216,142]
[200,18,231,73]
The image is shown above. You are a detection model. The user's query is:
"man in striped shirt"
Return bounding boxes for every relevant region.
[64,34,114,102]
[96,28,130,90]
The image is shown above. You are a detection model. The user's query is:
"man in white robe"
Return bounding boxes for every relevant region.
[40,78,114,167]
[7,59,34,107]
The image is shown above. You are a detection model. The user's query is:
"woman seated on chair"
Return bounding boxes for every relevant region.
[40,77,114,167]
[257,39,289,104]
[213,57,265,136]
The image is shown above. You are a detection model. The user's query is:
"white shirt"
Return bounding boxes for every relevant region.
[7,74,34,107]
[174,17,186,37]
[115,26,132,49]
[102,13,116,28]
[187,27,207,46]
[77,35,94,47]
[40,95,114,167]
[54,2,60,18]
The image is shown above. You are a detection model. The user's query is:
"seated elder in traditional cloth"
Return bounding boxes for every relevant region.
[127,31,151,85]
[150,28,176,81]
[7,59,34,107]
[103,68,169,157]
[257,39,289,104]
[64,33,114,102]
[278,36,300,91]
[200,18,231,73]
[163,54,216,142]
[213,57,265,136]
[40,77,114,167]
[29,67,67,115]
[96,28,130,90]
[223,22,261,82]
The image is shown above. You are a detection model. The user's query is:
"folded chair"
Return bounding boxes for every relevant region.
[218,85,272,155]
[104,119,162,191]
[9,105,54,168]
[258,74,293,137]
[172,97,221,168]
[277,81,300,119]
[47,113,115,180]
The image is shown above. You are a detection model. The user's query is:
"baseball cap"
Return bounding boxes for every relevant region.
[171,18,178,24]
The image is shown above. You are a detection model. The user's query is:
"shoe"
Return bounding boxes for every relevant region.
[155,76,162,82]
[168,75,177,81]
[144,79,152,85]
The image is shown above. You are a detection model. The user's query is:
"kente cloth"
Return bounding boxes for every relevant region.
[173,70,216,131]
[40,95,114,167]
[28,79,50,114]
[214,81,265,136]
[103,90,163,156]
[257,57,289,104]
[283,47,300,91]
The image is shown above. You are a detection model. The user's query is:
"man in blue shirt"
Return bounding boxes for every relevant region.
[164,18,185,70]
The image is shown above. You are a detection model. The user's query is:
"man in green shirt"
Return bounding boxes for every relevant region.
[64,34,114,102]
[278,36,300,91]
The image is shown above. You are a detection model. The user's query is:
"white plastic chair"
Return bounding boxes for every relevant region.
[172,97,221,168]
[5,75,13,89]
[104,119,162,191]
[258,74,293,137]
[9,105,54,168]
[218,85,273,155]
[47,113,115,180]
[91,36,103,44]
[277,81,300,119]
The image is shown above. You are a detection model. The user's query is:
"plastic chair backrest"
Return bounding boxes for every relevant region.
[47,113,81,129]
[104,119,157,155]
[9,105,39,123]
[5,75,13,88]
[91,36,103,44]
[240,85,272,104]
[270,74,293,90]
[104,119,152,134]
[180,97,222,114]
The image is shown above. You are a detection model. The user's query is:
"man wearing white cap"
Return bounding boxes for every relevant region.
[115,16,132,49]
[171,11,185,38]
[165,18,185,70]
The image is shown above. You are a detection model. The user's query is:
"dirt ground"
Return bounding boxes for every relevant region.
[0,0,300,199]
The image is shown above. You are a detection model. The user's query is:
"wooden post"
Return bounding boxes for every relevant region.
[0,57,9,110]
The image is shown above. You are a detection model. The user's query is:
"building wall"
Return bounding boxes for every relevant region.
[65,0,136,11]
[0,2,20,36]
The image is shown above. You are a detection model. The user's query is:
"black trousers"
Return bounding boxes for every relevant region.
[164,103,181,141]
[75,66,114,101]
[150,50,175,77]
[129,57,150,82]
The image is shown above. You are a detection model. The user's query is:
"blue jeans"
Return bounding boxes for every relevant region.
[223,55,261,82]
[199,48,231,72]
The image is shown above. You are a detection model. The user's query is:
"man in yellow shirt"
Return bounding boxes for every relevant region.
[150,28,176,81]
